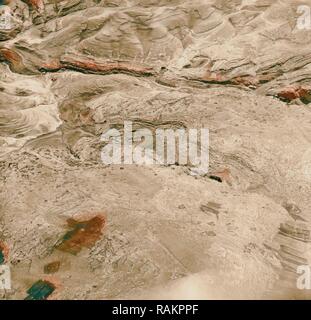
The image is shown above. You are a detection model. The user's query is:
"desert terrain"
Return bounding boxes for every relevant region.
[0,0,311,299]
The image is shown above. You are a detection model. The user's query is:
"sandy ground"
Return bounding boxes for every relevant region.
[0,0,311,299]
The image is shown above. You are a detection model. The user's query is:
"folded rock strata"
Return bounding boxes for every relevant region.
[0,0,311,300]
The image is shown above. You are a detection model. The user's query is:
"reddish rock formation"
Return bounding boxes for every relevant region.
[40,57,155,77]
[0,241,9,264]
[40,60,64,72]
[61,56,155,77]
[0,48,21,64]
[277,85,311,102]
[0,48,24,72]
[202,70,228,83]
[199,62,280,89]
[231,76,258,87]
[22,0,44,11]
[209,168,232,186]
[201,73,276,88]
[56,214,105,255]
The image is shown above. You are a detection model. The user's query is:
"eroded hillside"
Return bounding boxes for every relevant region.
[0,0,311,299]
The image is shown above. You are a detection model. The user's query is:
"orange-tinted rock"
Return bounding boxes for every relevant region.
[0,48,25,72]
[61,56,154,76]
[40,60,63,71]
[277,85,311,102]
[0,241,9,264]
[231,76,258,87]
[56,214,105,255]
[201,71,260,88]
[22,0,44,11]
[0,48,21,64]
[210,168,232,186]
[202,71,228,83]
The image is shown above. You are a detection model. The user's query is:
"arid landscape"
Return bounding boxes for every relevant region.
[1,0,311,300]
